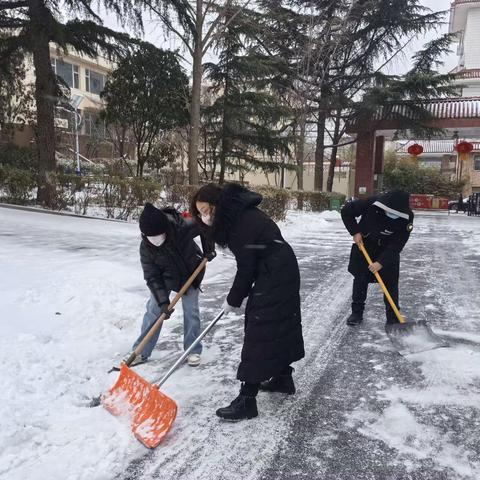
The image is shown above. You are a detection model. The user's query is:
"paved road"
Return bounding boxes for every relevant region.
[260,213,480,480]
[120,212,480,480]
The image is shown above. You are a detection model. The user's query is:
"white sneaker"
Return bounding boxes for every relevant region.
[187,353,201,367]
[122,353,148,366]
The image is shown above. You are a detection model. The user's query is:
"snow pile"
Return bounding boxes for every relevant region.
[317,210,341,220]
[281,210,342,238]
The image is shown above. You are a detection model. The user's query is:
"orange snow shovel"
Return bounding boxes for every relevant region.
[359,243,447,355]
[102,308,224,448]
[98,258,207,445]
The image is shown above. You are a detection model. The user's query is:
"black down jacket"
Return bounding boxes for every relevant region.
[341,191,414,283]
[212,183,305,384]
[140,208,210,306]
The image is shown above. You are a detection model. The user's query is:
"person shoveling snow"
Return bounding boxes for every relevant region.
[341,190,447,355]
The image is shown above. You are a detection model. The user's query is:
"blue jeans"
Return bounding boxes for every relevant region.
[132,287,202,359]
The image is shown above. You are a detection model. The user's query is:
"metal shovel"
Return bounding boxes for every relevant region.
[359,243,448,356]
[102,309,224,448]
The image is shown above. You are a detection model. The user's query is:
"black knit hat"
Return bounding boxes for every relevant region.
[373,190,411,220]
[139,203,169,236]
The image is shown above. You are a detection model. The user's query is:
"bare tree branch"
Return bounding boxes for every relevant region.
[202,0,253,55]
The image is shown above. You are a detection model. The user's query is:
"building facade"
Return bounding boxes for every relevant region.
[450,0,480,96]
[1,45,118,164]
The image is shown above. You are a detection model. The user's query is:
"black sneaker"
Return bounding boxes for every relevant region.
[216,395,258,421]
[346,312,363,326]
[259,373,295,395]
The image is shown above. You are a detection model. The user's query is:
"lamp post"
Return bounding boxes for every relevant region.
[56,105,82,174]
[69,95,84,175]
[72,110,82,175]
[452,131,459,181]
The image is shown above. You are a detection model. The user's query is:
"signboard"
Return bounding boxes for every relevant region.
[358,186,367,194]
[54,117,69,129]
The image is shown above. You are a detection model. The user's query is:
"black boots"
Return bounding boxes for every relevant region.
[259,366,295,394]
[346,311,363,326]
[216,383,259,421]
[216,370,297,421]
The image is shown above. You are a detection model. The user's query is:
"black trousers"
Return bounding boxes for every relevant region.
[351,273,399,324]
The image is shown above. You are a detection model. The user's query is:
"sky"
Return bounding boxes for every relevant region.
[100,0,459,76]
[394,0,458,74]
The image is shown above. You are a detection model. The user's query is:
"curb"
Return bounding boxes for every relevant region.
[0,202,130,223]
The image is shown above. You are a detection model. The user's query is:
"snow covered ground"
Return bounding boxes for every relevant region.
[0,206,479,480]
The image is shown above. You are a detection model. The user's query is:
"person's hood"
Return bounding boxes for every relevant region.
[373,190,411,220]
[212,183,262,247]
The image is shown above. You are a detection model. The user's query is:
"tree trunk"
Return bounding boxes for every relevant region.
[294,116,306,210]
[136,138,143,176]
[187,0,203,186]
[326,112,342,192]
[314,107,326,191]
[218,64,231,186]
[326,144,338,193]
[29,0,57,207]
[295,115,306,191]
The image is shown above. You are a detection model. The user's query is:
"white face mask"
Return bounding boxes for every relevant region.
[147,233,166,246]
[386,212,400,220]
[201,213,213,226]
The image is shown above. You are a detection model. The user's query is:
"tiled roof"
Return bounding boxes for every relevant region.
[455,69,480,79]
[453,0,480,5]
[373,97,480,121]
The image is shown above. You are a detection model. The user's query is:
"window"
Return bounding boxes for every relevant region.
[85,68,105,95]
[83,111,106,138]
[51,58,79,89]
[474,155,480,171]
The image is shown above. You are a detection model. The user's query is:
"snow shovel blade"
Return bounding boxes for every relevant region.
[385,320,448,356]
[102,364,177,448]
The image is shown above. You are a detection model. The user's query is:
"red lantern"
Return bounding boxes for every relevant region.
[455,141,474,156]
[456,141,474,163]
[407,143,424,156]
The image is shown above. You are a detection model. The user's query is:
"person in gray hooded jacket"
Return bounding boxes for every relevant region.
[341,190,414,327]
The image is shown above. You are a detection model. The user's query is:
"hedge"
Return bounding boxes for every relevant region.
[0,168,345,221]
[250,185,291,222]
[289,190,346,212]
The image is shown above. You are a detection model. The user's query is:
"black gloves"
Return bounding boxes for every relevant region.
[159,302,174,319]
[205,250,217,262]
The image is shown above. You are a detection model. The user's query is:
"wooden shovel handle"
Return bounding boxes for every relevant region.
[125,257,209,365]
[358,242,406,324]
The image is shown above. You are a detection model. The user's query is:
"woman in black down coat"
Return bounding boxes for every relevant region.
[191,183,304,421]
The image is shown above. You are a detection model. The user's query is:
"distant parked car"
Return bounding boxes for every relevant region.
[448,198,470,211]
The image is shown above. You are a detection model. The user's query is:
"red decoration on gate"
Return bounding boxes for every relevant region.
[407,143,424,156]
[455,141,474,155]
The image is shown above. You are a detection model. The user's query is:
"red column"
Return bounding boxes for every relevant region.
[354,131,376,197]
[374,136,385,174]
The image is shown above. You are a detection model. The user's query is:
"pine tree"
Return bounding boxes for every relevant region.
[203,5,293,184]
[259,0,455,192]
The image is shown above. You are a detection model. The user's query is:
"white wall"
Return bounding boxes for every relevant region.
[463,8,480,69]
